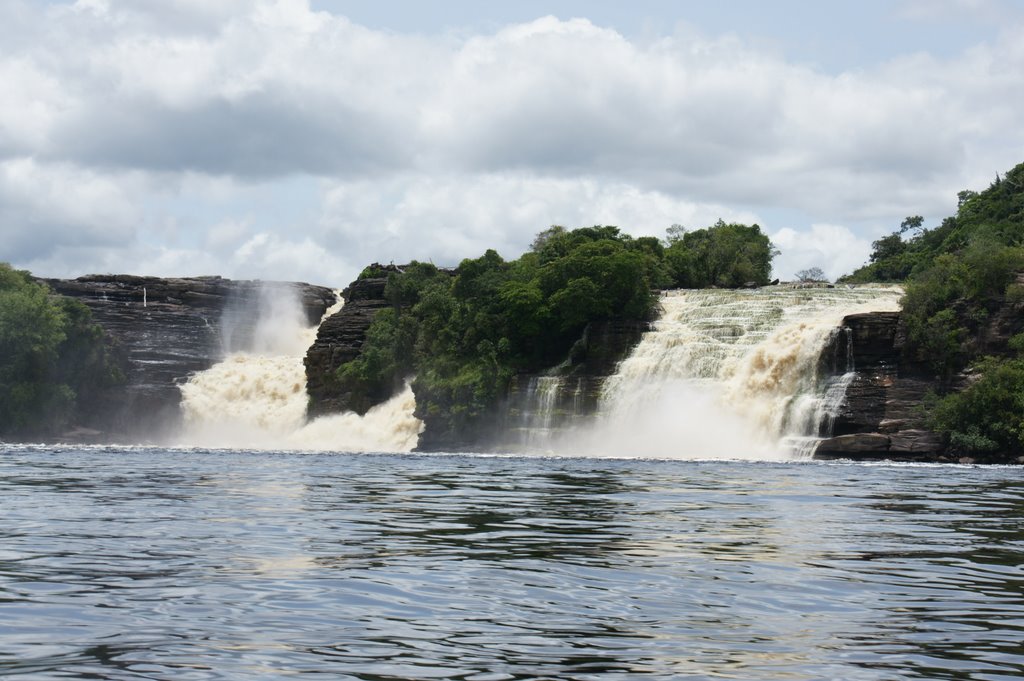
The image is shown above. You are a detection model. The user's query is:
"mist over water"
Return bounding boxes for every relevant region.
[549,286,903,460]
[177,285,423,452]
[178,283,900,458]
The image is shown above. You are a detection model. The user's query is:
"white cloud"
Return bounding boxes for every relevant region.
[7,3,1021,201]
[769,223,876,282]
[205,218,252,251]
[2,1,1023,284]
[228,232,352,284]
[318,173,757,273]
[0,159,139,262]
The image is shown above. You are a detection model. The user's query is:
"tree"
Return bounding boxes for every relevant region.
[869,234,906,263]
[665,224,687,244]
[664,220,777,288]
[899,215,924,235]
[0,264,121,437]
[795,267,827,282]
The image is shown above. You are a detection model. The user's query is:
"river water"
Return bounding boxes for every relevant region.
[2,445,1023,680]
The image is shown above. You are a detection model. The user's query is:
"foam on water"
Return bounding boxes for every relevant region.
[177,287,422,452]
[565,285,903,459]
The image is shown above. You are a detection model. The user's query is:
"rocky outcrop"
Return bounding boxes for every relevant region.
[304,267,398,417]
[302,265,651,451]
[813,311,949,461]
[45,274,335,440]
[814,431,947,461]
[969,272,1024,357]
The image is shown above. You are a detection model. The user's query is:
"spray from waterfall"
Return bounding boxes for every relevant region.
[177,285,422,452]
[552,285,902,460]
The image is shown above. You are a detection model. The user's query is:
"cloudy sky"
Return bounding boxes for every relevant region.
[3,0,1023,286]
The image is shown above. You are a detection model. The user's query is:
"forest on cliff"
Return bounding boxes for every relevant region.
[0,264,122,438]
[332,221,776,442]
[843,161,1024,459]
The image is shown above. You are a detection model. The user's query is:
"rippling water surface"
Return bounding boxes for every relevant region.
[2,445,1023,680]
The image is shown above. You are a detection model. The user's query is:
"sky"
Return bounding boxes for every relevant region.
[3,0,1024,286]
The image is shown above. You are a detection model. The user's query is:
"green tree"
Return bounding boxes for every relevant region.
[795,267,827,282]
[0,264,121,437]
[930,355,1024,459]
[664,220,776,288]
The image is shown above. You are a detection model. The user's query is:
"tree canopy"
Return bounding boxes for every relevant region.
[334,222,776,439]
[838,161,1024,459]
[0,264,123,437]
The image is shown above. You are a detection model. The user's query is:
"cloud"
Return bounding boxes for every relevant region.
[6,2,1021,207]
[0,159,139,262]
[769,223,876,281]
[2,1,1023,284]
[318,173,758,270]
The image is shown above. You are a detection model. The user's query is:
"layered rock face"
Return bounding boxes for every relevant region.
[304,273,393,417]
[815,280,1024,463]
[45,275,335,440]
[813,311,947,461]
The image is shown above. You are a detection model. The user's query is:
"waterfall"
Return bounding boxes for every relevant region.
[513,376,564,448]
[177,286,423,452]
[570,285,902,460]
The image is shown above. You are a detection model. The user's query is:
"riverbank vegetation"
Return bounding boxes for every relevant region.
[337,222,776,439]
[842,161,1024,458]
[0,264,123,438]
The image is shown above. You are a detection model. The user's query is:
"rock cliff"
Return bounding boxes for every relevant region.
[813,311,948,461]
[814,279,1024,463]
[45,274,335,440]
[492,319,649,452]
[304,271,394,417]
[302,266,649,451]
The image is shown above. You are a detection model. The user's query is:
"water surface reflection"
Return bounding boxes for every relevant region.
[1,446,1023,679]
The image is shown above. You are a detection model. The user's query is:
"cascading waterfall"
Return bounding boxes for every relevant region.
[176,281,899,458]
[516,376,564,448]
[177,286,422,452]
[569,285,903,460]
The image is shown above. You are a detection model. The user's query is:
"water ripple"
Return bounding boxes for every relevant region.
[1,446,1023,679]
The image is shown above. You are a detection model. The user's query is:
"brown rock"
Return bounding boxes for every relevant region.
[888,429,945,454]
[814,433,891,459]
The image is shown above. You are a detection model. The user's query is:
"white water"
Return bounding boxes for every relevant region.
[516,376,564,448]
[177,287,423,452]
[563,285,903,460]
[177,282,900,459]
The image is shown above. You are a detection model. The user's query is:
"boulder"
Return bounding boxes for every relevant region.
[814,433,891,459]
[888,429,945,454]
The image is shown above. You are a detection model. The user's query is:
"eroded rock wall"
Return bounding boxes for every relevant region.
[45,274,335,440]
[814,311,948,461]
[304,274,392,418]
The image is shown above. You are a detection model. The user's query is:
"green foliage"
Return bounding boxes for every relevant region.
[839,161,1024,459]
[664,220,776,288]
[894,174,1024,376]
[335,228,661,430]
[357,264,390,280]
[0,264,121,437]
[843,163,1024,285]
[930,357,1024,459]
[336,221,776,435]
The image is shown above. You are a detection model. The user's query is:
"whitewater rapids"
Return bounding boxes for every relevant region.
[534,285,904,460]
[176,287,422,452]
